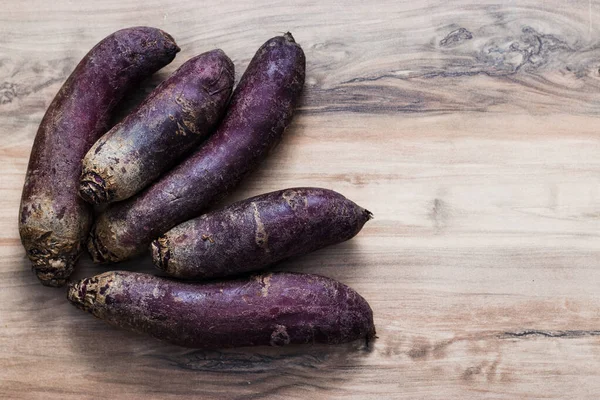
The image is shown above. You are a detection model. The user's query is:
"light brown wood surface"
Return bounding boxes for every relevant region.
[2,0,600,398]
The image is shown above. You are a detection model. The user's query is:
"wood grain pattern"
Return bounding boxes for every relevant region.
[2,0,600,398]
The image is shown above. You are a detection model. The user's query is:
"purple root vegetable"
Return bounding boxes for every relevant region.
[67,271,376,348]
[87,32,305,263]
[19,27,179,286]
[151,188,373,279]
[79,49,234,205]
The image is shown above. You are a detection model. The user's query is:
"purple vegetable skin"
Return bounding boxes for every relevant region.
[19,27,179,286]
[151,188,373,279]
[67,271,375,348]
[80,49,234,205]
[88,32,305,263]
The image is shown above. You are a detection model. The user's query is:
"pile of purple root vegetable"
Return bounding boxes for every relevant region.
[18,27,375,349]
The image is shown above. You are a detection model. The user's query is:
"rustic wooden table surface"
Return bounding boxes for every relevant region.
[2,0,600,398]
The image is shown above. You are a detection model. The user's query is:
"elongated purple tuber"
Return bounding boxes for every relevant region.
[151,188,372,279]
[68,271,376,348]
[19,27,179,286]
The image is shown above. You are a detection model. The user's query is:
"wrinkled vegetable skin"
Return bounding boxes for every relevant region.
[18,27,179,287]
[68,271,376,348]
[80,49,234,205]
[88,33,305,263]
[152,188,373,279]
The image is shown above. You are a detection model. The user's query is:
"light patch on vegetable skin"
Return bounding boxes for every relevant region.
[175,121,188,136]
[201,234,214,243]
[172,295,184,303]
[175,95,201,135]
[151,235,171,271]
[152,284,165,298]
[251,202,269,250]
[256,273,273,297]
[282,189,308,211]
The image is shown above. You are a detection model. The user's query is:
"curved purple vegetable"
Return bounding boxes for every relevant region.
[19,27,179,286]
[79,49,234,205]
[67,271,375,348]
[151,188,373,279]
[88,32,305,263]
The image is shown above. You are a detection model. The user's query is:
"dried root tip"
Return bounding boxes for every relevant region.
[150,236,170,272]
[86,227,119,264]
[67,278,92,311]
[365,329,377,347]
[67,275,100,311]
[367,324,377,341]
[24,236,79,287]
[158,29,181,53]
[34,260,71,287]
[79,171,110,205]
[283,32,295,42]
[67,272,115,316]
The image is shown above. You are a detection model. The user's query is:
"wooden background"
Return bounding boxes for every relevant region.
[2,0,600,398]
